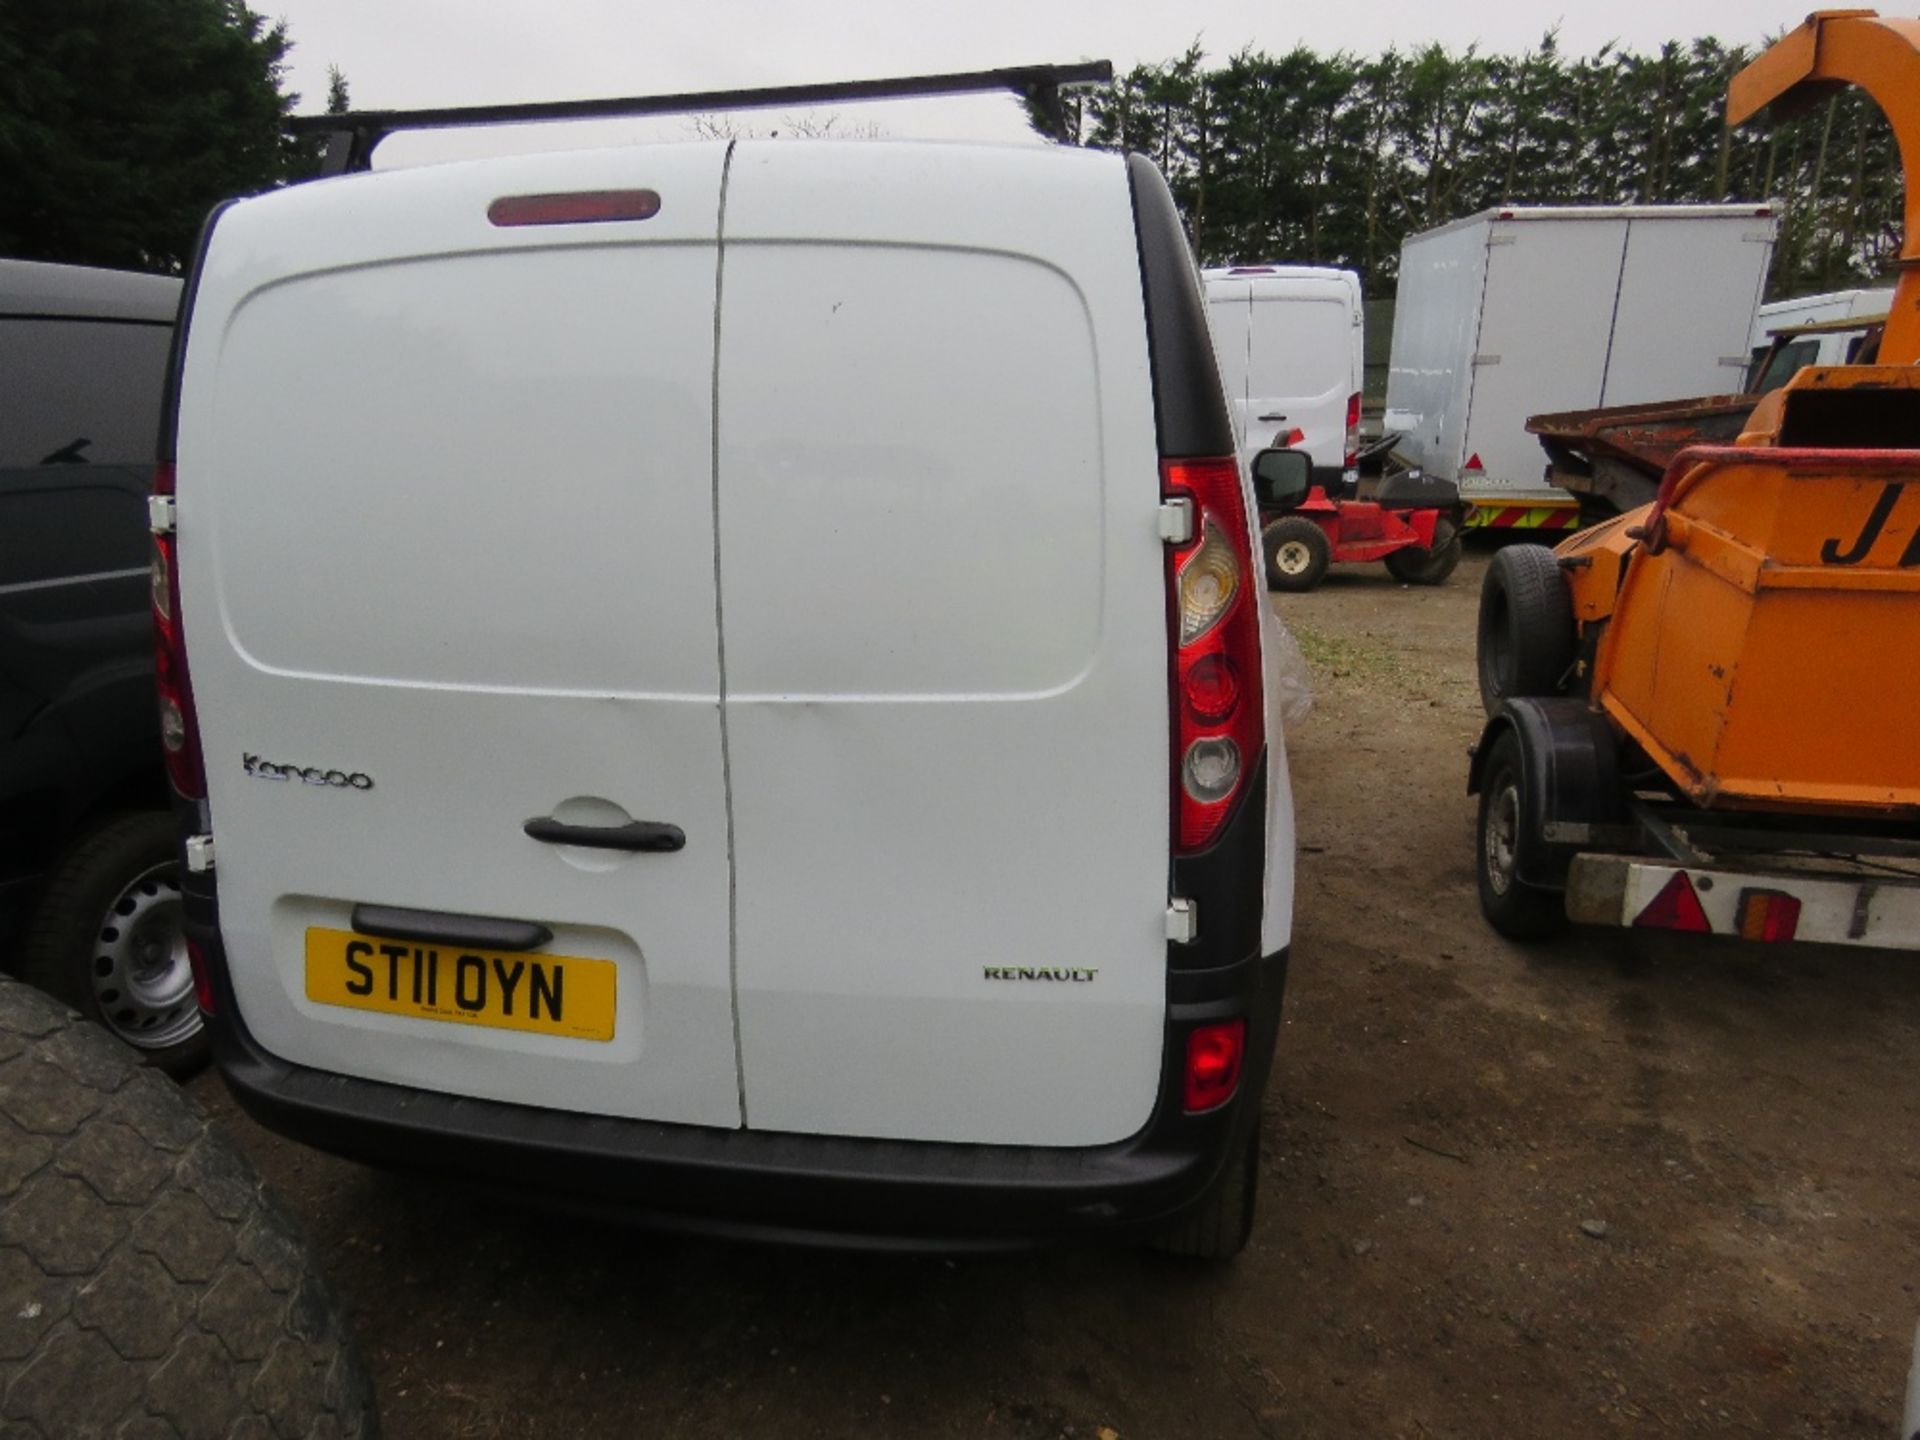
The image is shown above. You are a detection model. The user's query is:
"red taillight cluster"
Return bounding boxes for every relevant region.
[151,463,206,800]
[1163,458,1266,854]
[1344,391,1362,470]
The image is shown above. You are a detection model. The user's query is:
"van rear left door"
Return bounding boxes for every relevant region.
[179,146,740,1127]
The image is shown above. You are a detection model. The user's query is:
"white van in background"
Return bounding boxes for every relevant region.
[167,138,1302,1257]
[1747,285,1893,384]
[1203,265,1363,492]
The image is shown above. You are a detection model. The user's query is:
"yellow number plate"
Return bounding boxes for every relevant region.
[304,927,616,1042]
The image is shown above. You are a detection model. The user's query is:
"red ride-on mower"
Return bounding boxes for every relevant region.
[1255,444,1464,593]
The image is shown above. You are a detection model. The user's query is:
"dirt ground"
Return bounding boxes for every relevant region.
[193,544,1920,1438]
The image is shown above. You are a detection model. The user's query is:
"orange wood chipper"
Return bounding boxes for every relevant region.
[1467,10,1920,948]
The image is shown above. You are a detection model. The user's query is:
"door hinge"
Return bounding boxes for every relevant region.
[1165,897,1198,944]
[1486,233,1517,247]
[148,496,177,535]
[185,834,215,873]
[1471,353,1502,367]
[1718,355,1750,367]
[1158,497,1195,545]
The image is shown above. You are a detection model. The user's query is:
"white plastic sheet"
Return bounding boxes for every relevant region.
[1262,603,1315,730]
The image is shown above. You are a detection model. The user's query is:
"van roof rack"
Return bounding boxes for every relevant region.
[288,61,1114,175]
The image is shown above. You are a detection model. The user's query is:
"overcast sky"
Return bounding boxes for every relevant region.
[268,0,1803,166]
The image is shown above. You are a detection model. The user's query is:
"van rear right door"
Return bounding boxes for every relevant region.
[713,142,1172,1148]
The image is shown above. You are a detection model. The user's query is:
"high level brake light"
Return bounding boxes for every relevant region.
[1163,458,1266,853]
[151,463,206,801]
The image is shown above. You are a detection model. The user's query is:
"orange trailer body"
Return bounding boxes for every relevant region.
[1545,11,1920,822]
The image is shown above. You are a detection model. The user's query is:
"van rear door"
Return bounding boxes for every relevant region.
[713,143,1170,1147]
[1205,276,1253,459]
[1245,278,1355,476]
[178,146,740,1127]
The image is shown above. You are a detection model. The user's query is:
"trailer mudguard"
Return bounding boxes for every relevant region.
[1468,697,1624,889]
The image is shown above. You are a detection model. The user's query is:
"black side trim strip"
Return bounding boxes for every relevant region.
[1126,155,1234,460]
[0,312,176,328]
[349,904,553,953]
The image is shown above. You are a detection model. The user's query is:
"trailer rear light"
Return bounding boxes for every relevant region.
[1163,458,1266,854]
[1184,1019,1246,1112]
[1633,871,1711,933]
[1345,391,1362,468]
[1737,889,1801,943]
[151,463,206,800]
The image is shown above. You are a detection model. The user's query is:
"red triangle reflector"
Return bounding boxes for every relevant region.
[1464,452,1485,473]
[1633,871,1711,933]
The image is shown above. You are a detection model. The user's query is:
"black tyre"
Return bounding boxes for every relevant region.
[1475,730,1568,941]
[1476,543,1576,716]
[1152,1122,1260,1260]
[20,812,206,1077]
[0,977,378,1439]
[1383,516,1463,585]
[1262,517,1331,593]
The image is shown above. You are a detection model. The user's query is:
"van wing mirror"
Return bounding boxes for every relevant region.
[1252,448,1312,511]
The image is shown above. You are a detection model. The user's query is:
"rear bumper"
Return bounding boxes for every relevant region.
[192,888,1287,1250]
[1568,852,1920,952]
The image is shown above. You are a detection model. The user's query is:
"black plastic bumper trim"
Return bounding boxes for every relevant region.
[188,877,1287,1250]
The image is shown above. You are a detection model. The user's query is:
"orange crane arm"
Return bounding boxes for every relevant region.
[1729,9,1920,364]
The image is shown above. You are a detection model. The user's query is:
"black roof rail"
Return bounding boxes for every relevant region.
[287,61,1114,176]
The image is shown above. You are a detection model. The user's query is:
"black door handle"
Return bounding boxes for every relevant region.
[523,817,685,852]
[1258,412,1289,422]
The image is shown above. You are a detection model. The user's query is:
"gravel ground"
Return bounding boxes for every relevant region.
[192,544,1920,1438]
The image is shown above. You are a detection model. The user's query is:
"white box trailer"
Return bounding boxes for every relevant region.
[1384,204,1776,529]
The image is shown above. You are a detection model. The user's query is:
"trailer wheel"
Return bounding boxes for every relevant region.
[0,977,378,1439]
[1384,517,1462,585]
[1475,729,1568,940]
[1152,1122,1260,1261]
[1262,517,1330,592]
[1476,544,1576,716]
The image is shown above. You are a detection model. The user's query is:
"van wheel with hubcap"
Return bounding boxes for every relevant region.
[20,812,206,1076]
[1384,517,1462,585]
[1476,544,1576,716]
[1475,730,1568,941]
[1262,518,1330,592]
[1153,1122,1260,1260]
